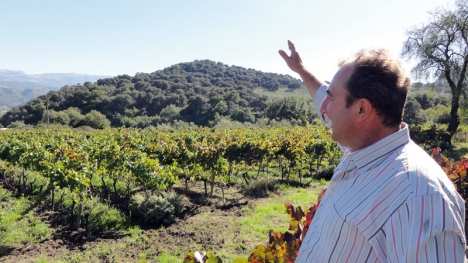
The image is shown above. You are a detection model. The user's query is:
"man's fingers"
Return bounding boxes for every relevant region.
[288,40,296,51]
[278,49,289,60]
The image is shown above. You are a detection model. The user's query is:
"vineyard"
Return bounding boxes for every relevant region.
[0,125,467,262]
[0,126,340,231]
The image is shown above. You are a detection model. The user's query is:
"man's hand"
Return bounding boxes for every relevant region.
[278,40,305,73]
[278,40,323,99]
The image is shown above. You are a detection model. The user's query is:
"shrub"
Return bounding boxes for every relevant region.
[241,177,279,198]
[129,191,183,225]
[6,121,34,129]
[410,123,451,150]
[314,165,335,181]
[87,201,127,231]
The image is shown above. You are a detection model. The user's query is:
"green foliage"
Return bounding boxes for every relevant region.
[82,110,111,129]
[184,189,326,263]
[231,108,255,123]
[402,0,468,142]
[313,165,336,181]
[42,110,70,126]
[159,104,182,123]
[0,60,308,128]
[129,191,183,225]
[87,199,127,231]
[63,107,85,127]
[0,189,51,248]
[0,126,339,230]
[403,96,427,125]
[244,203,311,263]
[410,123,451,150]
[413,92,450,110]
[422,105,451,124]
[241,177,279,198]
[7,120,34,129]
[264,96,317,125]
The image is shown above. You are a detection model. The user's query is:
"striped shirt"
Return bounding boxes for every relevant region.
[295,85,466,263]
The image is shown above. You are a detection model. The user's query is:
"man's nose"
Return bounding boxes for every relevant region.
[319,97,328,114]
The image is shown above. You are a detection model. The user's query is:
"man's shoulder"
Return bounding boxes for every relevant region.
[396,141,458,197]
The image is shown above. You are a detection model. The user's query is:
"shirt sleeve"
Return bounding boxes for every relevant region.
[381,195,466,263]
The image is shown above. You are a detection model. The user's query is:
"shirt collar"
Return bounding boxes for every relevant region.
[347,123,410,171]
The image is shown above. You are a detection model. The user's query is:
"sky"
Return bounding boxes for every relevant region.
[0,0,456,82]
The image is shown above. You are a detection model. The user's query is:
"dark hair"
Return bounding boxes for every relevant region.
[340,49,411,127]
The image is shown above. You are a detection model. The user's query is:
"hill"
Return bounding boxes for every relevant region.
[0,60,313,128]
[0,70,111,108]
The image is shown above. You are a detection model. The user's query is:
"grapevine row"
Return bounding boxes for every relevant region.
[0,126,340,227]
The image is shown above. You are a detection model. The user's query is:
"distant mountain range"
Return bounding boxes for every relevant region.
[0,70,111,108]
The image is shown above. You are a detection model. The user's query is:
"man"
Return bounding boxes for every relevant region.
[279,40,466,262]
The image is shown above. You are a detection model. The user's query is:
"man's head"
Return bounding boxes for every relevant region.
[320,49,411,150]
[339,48,411,128]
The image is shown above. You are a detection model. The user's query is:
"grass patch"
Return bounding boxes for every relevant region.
[241,203,288,240]
[0,187,52,249]
[240,185,325,244]
[281,186,327,208]
[124,226,151,248]
[445,142,468,160]
[156,251,181,262]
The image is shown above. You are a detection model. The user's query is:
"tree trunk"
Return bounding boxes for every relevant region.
[185,177,189,194]
[74,202,83,230]
[444,52,468,146]
[203,180,208,197]
[51,188,55,211]
[447,90,460,146]
[210,174,215,197]
[101,175,107,200]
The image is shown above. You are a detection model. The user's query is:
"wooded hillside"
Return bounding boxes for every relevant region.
[0,60,313,128]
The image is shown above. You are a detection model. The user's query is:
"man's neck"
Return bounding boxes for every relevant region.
[348,123,401,152]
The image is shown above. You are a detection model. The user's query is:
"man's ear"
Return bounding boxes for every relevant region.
[356,99,372,122]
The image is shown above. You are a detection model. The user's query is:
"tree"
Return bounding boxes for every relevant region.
[403,96,427,125]
[63,107,85,127]
[82,110,110,129]
[159,104,182,123]
[0,58,304,128]
[402,0,468,145]
[231,108,255,123]
[42,110,70,126]
[264,96,316,123]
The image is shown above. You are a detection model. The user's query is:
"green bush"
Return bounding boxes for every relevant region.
[241,177,279,198]
[410,123,451,150]
[6,121,34,129]
[129,191,183,225]
[314,165,335,181]
[87,200,127,231]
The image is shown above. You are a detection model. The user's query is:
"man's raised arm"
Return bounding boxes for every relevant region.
[278,40,323,99]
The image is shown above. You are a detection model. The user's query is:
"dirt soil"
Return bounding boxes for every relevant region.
[2,181,466,263]
[0,181,272,263]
